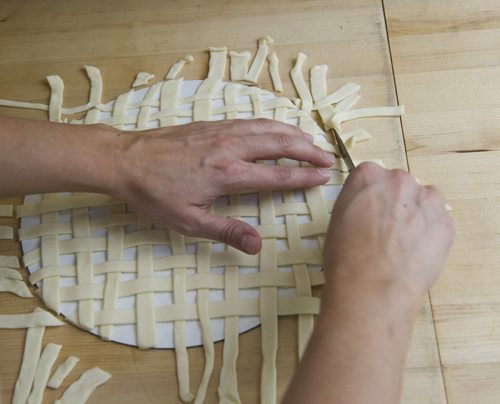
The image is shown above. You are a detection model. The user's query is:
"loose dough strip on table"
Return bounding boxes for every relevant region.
[229,51,251,81]
[0,225,13,239]
[166,55,193,79]
[55,367,111,404]
[0,310,64,328]
[313,82,360,110]
[268,52,283,93]
[132,72,155,88]
[28,342,62,404]
[0,204,13,216]
[246,35,273,83]
[291,52,313,113]
[0,277,32,298]
[329,106,405,130]
[12,326,45,404]
[0,254,19,268]
[48,356,80,389]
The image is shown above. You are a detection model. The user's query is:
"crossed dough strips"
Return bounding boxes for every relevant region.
[1,36,403,403]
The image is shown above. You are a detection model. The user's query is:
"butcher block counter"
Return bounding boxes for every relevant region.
[0,0,499,403]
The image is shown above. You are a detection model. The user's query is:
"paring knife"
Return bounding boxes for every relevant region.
[331,128,355,172]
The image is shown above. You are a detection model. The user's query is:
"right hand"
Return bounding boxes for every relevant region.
[323,162,455,307]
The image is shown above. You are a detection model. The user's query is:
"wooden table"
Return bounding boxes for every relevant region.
[0,0,497,402]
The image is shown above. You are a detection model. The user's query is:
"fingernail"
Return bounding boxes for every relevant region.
[241,234,261,254]
[317,168,331,178]
[323,151,335,165]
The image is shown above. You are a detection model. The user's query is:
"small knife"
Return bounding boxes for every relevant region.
[331,128,355,172]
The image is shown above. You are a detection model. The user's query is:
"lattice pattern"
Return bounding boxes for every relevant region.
[5,37,404,403]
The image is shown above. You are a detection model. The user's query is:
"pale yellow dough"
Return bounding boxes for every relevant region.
[47,355,80,389]
[55,367,111,404]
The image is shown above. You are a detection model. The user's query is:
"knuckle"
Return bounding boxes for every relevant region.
[274,165,293,182]
[219,221,241,245]
[275,133,292,150]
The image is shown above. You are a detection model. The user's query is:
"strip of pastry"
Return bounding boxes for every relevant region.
[28,342,62,404]
[290,52,313,113]
[0,310,64,328]
[136,216,157,349]
[313,82,360,110]
[132,72,155,88]
[0,98,49,111]
[55,367,111,404]
[329,106,405,130]
[334,93,361,113]
[268,52,283,93]
[166,55,193,80]
[171,230,194,402]
[137,82,163,129]
[40,193,61,313]
[0,225,13,239]
[229,51,251,81]
[0,277,32,298]
[258,192,279,404]
[46,75,64,122]
[73,207,95,330]
[0,266,22,279]
[0,255,19,268]
[194,240,215,404]
[0,204,13,216]
[12,326,45,404]
[160,78,181,126]
[47,356,80,389]
[310,64,335,145]
[341,129,372,149]
[100,203,126,341]
[247,35,273,83]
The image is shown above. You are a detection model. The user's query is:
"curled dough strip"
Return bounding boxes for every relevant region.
[132,72,155,88]
[291,52,313,114]
[166,55,194,80]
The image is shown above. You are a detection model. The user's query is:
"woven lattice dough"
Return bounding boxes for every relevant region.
[2,37,404,403]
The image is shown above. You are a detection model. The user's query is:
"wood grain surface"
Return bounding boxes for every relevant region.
[0,0,493,402]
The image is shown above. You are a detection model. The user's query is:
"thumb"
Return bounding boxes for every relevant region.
[193,210,262,254]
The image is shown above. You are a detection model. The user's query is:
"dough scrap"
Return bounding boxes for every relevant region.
[55,367,111,404]
[291,52,313,113]
[47,355,80,389]
[132,72,155,88]
[28,342,62,404]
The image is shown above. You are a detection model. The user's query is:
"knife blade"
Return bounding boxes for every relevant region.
[331,128,355,172]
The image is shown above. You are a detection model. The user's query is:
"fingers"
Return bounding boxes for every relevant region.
[221,162,332,193]
[229,118,313,142]
[234,132,334,167]
[189,210,262,254]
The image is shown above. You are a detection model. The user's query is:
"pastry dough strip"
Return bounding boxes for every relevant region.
[291,52,313,113]
[268,52,283,93]
[0,225,13,239]
[0,277,32,298]
[0,254,19,268]
[330,106,405,130]
[28,342,62,404]
[229,51,251,81]
[132,72,155,88]
[247,36,273,83]
[194,240,215,404]
[46,75,64,122]
[0,310,64,328]
[47,355,80,389]
[12,326,45,404]
[166,55,193,80]
[0,204,13,216]
[55,367,111,404]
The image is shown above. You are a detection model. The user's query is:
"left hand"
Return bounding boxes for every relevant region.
[112,119,334,254]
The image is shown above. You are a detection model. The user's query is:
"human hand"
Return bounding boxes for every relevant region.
[323,162,454,308]
[113,119,334,254]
